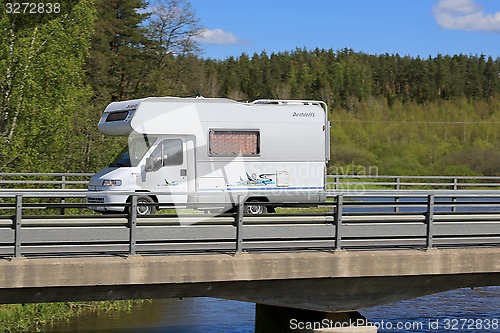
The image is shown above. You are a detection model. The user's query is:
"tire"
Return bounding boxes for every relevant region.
[246,200,267,215]
[136,196,157,216]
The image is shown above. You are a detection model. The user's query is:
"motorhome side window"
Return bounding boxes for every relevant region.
[208,130,260,156]
[150,139,183,167]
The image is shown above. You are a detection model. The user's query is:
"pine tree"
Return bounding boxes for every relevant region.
[88,0,150,103]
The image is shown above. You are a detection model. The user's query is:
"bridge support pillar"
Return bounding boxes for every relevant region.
[255,304,377,333]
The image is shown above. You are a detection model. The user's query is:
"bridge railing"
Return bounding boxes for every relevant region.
[0,173,94,190]
[0,192,498,258]
[1,173,499,190]
[326,175,500,190]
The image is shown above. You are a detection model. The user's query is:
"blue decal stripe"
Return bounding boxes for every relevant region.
[198,187,324,192]
[226,187,323,191]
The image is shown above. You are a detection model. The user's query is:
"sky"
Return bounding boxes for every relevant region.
[189,0,500,59]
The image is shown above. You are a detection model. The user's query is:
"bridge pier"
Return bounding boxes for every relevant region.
[255,304,376,333]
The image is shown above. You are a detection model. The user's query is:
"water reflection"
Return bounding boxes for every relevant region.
[361,287,500,333]
[47,288,498,333]
[47,298,254,333]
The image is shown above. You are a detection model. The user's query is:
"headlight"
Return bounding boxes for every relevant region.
[102,179,122,186]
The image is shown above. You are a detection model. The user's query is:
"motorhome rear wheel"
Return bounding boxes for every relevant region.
[246,200,267,215]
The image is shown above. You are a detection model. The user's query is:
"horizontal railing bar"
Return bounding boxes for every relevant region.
[326,180,500,185]
[0,173,499,189]
[327,182,500,188]
[1,200,499,211]
[0,180,89,184]
[1,214,496,227]
[1,187,500,197]
[454,183,500,187]
[0,172,486,180]
[326,175,500,180]
[0,172,94,176]
[1,191,500,199]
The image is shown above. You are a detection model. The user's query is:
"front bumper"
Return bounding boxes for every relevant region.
[86,190,129,212]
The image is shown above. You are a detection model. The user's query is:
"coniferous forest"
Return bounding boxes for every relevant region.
[1,0,499,176]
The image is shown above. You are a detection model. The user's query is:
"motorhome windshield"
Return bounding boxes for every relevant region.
[110,136,158,167]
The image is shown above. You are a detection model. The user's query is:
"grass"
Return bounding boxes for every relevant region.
[0,300,149,333]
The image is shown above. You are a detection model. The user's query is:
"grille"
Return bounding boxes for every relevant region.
[87,197,105,204]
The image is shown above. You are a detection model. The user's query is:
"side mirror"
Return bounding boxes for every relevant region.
[145,157,155,172]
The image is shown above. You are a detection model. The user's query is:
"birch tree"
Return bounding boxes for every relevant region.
[0,0,95,171]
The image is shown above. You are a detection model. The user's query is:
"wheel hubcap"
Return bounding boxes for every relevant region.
[137,199,151,215]
[247,204,264,215]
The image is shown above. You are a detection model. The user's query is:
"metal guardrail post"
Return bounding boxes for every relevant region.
[236,196,244,253]
[334,195,343,250]
[14,195,22,258]
[128,195,138,255]
[425,194,435,249]
[395,177,400,190]
[60,175,66,215]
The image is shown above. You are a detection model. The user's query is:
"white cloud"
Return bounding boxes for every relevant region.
[433,0,500,33]
[195,28,242,45]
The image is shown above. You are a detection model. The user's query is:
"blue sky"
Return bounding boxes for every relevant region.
[189,0,500,59]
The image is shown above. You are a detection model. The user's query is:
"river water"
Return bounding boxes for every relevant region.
[46,287,499,333]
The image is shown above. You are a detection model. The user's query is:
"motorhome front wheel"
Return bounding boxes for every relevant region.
[136,196,157,215]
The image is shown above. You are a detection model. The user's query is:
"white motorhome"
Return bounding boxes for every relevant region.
[86,97,330,215]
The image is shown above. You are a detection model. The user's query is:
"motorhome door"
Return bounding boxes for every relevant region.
[144,138,188,205]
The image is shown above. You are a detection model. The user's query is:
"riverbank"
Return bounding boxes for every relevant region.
[0,300,149,333]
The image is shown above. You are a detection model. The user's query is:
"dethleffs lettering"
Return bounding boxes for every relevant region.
[292,112,315,118]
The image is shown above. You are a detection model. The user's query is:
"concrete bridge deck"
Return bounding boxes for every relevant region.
[1,247,498,312]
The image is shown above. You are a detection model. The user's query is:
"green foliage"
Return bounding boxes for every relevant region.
[0,301,146,332]
[0,303,70,332]
[329,97,500,176]
[0,0,96,172]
